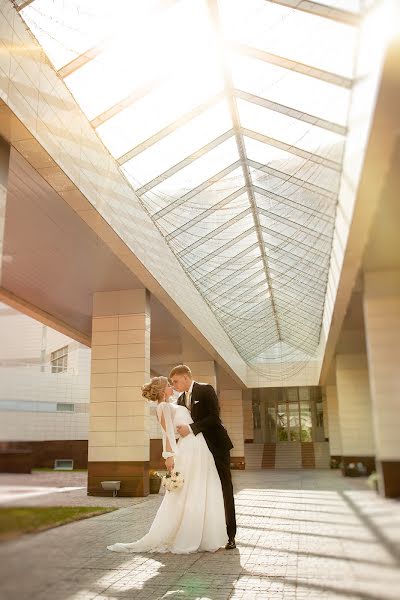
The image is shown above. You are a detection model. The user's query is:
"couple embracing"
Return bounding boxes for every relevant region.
[107,364,237,554]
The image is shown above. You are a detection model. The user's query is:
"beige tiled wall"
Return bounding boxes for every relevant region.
[335,354,375,456]
[89,289,150,462]
[326,385,342,456]
[0,137,9,284]
[190,361,217,388]
[364,271,400,460]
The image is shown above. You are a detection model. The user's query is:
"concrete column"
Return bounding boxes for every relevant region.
[363,271,400,497]
[335,354,375,474]
[0,137,10,286]
[88,289,151,496]
[325,385,342,463]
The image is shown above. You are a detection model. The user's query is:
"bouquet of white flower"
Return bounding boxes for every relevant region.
[162,470,184,492]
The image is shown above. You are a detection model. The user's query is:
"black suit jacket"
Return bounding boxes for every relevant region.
[177,381,233,458]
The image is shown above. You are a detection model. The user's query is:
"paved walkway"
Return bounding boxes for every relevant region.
[1,470,399,599]
[0,472,144,508]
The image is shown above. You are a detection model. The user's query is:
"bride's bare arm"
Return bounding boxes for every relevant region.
[157,402,177,471]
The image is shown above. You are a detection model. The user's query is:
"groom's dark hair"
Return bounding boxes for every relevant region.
[169,364,192,378]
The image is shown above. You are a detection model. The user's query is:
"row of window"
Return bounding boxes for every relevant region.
[0,400,75,412]
[50,346,68,373]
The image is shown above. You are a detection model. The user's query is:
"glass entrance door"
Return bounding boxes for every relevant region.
[277,401,301,441]
[252,386,323,443]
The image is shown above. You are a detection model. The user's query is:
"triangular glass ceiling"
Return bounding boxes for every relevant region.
[19,0,367,370]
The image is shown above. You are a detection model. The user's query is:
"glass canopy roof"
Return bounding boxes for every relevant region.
[20,0,367,373]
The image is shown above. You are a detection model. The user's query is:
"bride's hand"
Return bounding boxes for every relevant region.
[165,456,174,472]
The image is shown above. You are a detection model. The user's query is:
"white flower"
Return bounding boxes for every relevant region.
[162,470,184,492]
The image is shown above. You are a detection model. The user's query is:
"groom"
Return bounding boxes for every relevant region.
[169,364,237,550]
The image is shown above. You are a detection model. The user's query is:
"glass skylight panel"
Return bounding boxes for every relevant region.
[270,269,326,298]
[180,228,259,271]
[64,0,218,123]
[197,260,263,295]
[176,211,255,259]
[244,137,341,193]
[315,0,363,11]
[255,192,335,233]
[188,235,261,281]
[252,170,337,213]
[219,0,357,78]
[142,167,246,227]
[177,196,249,237]
[163,191,250,244]
[97,68,224,159]
[21,0,115,69]
[237,99,345,162]
[260,216,332,255]
[19,0,358,367]
[120,101,233,190]
[142,138,239,200]
[64,46,158,121]
[170,168,246,215]
[232,55,350,126]
[203,256,264,293]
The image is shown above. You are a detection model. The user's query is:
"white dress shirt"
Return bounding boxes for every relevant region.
[184,380,195,433]
[184,380,195,409]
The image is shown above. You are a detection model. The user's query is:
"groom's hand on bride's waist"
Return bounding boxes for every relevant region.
[177,424,191,437]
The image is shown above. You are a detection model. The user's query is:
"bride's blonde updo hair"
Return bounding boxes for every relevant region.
[141,376,169,402]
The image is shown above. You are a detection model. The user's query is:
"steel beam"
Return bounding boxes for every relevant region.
[258,206,332,241]
[153,160,242,220]
[186,226,256,271]
[136,130,235,195]
[243,128,342,172]
[192,241,260,285]
[248,159,338,200]
[236,89,347,136]
[265,0,361,26]
[177,207,253,257]
[208,0,282,341]
[166,186,247,241]
[253,185,336,223]
[117,92,225,164]
[234,43,353,89]
[262,225,330,259]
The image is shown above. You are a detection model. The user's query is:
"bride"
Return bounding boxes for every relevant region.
[107,376,227,554]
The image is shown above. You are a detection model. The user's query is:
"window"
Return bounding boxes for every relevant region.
[56,403,74,412]
[54,459,74,471]
[51,346,68,373]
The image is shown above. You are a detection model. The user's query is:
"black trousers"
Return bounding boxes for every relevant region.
[214,452,237,540]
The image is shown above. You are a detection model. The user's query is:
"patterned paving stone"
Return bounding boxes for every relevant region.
[0,470,399,599]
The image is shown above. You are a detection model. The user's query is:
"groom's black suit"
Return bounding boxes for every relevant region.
[177,381,237,540]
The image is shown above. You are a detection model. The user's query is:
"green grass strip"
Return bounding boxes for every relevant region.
[0,506,116,541]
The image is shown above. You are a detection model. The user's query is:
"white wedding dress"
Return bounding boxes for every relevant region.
[107,402,227,554]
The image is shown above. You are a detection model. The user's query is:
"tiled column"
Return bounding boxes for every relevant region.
[0,137,10,285]
[88,289,150,496]
[363,271,400,497]
[242,389,254,443]
[336,354,375,474]
[217,366,245,469]
[189,361,217,387]
[181,333,217,387]
[326,385,342,465]
[219,387,245,469]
